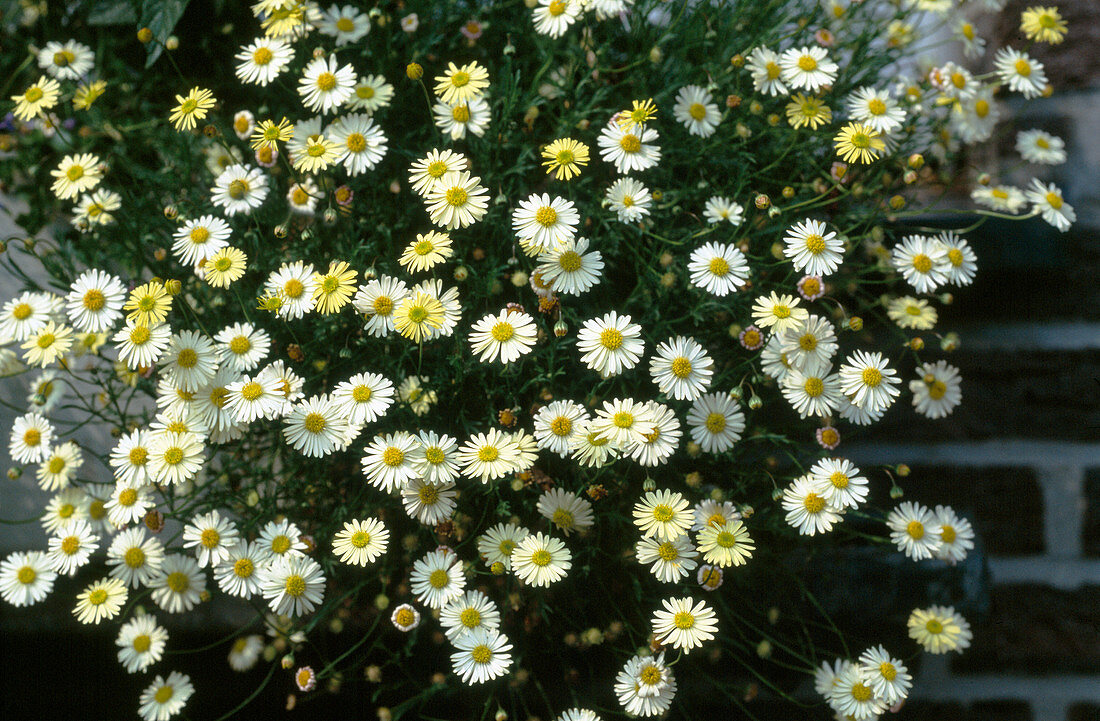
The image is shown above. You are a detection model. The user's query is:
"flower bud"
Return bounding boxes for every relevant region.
[754,194,770,210]
[163,204,178,219]
[6,467,20,480]
[406,62,423,80]
[748,395,763,410]
[847,316,863,331]
[642,478,656,491]
[553,320,568,337]
[137,27,153,43]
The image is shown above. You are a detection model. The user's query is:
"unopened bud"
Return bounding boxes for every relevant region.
[406,62,423,80]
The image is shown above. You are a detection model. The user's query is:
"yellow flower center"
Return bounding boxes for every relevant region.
[352,385,372,403]
[82,289,106,311]
[253,47,273,65]
[394,607,415,626]
[531,549,552,566]
[1014,59,1031,77]
[490,322,514,343]
[125,547,146,568]
[336,17,355,32]
[131,634,152,653]
[470,645,492,663]
[154,686,175,704]
[303,412,326,434]
[429,569,449,588]
[210,387,229,408]
[271,535,291,554]
[240,382,263,401]
[316,72,337,91]
[974,99,990,118]
[705,412,726,433]
[425,447,445,464]
[451,105,471,123]
[460,607,481,628]
[867,98,887,116]
[673,611,695,629]
[912,253,933,273]
[284,574,306,597]
[558,250,582,272]
[612,411,634,428]
[851,682,873,702]
[227,179,249,199]
[670,357,693,378]
[652,504,674,522]
[548,1,567,16]
[229,336,251,355]
[797,55,818,71]
[619,134,642,153]
[234,558,254,577]
[861,367,883,387]
[928,380,947,400]
[951,72,967,89]
[54,50,76,66]
[555,148,574,165]
[477,445,499,462]
[772,304,791,319]
[382,447,405,467]
[805,233,827,255]
[765,61,781,80]
[24,87,44,103]
[417,484,440,504]
[600,328,623,350]
[58,503,74,519]
[907,520,925,539]
[803,492,826,513]
[446,187,468,206]
[356,85,375,99]
[162,447,184,466]
[688,102,707,120]
[551,508,575,529]
[1045,192,1063,210]
[534,206,558,227]
[941,525,956,544]
[804,377,824,397]
[12,303,32,320]
[47,456,66,474]
[925,618,944,634]
[351,531,371,548]
[128,326,150,345]
[708,257,730,276]
[372,295,393,316]
[118,487,139,505]
[166,571,190,593]
[450,71,470,88]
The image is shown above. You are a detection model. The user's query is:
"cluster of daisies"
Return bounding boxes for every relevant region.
[0,0,1075,719]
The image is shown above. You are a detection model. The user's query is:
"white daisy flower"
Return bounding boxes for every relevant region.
[47,519,99,576]
[673,85,721,137]
[235,37,293,86]
[0,551,56,606]
[352,275,408,337]
[685,392,745,453]
[37,40,94,80]
[65,269,126,333]
[181,510,239,569]
[809,457,869,509]
[614,653,677,716]
[35,441,82,492]
[649,336,713,401]
[633,489,692,541]
[332,518,389,566]
[751,292,809,335]
[1016,128,1066,165]
[887,501,943,561]
[148,554,206,614]
[328,113,388,175]
[971,184,1027,214]
[451,627,514,684]
[106,526,165,588]
[858,645,912,705]
[838,350,902,413]
[9,412,53,464]
[512,193,580,255]
[908,605,973,654]
[425,170,490,230]
[214,322,270,373]
[688,241,749,296]
[651,596,718,652]
[113,321,171,370]
[605,177,651,223]
[258,554,326,617]
[458,428,520,483]
[892,235,949,293]
[361,431,420,492]
[846,86,906,135]
[537,487,594,537]
[779,46,838,92]
[626,401,681,467]
[532,0,582,38]
[115,614,168,673]
[827,662,886,720]
[576,311,645,378]
[317,4,371,45]
[298,55,356,113]
[746,46,788,96]
[138,671,193,721]
[933,505,975,563]
[173,215,231,267]
[433,96,491,140]
[468,309,538,364]
[1026,178,1075,232]
[401,477,458,525]
[511,532,571,587]
[477,522,529,571]
[782,475,842,535]
[696,520,754,567]
[782,364,842,419]
[210,164,268,216]
[636,536,698,583]
[73,576,127,625]
[910,360,962,419]
[0,291,53,342]
[534,401,589,457]
[537,237,604,295]
[410,549,466,609]
[783,219,844,276]
[936,231,977,286]
[780,315,837,372]
[264,261,318,319]
[408,148,468,197]
[283,394,348,457]
[347,74,395,113]
[441,589,501,643]
[213,540,266,598]
[258,518,309,559]
[331,372,394,427]
[589,397,655,448]
[994,47,1047,98]
[105,481,154,528]
[161,330,219,393]
[597,118,661,174]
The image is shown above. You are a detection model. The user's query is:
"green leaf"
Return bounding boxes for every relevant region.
[139,0,190,68]
[87,0,138,25]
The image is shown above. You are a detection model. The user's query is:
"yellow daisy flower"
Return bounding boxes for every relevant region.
[833,122,885,164]
[73,80,107,111]
[616,98,657,132]
[785,94,832,130]
[433,61,490,105]
[399,232,453,273]
[11,76,60,121]
[292,134,339,173]
[251,118,295,151]
[393,291,445,343]
[1020,6,1067,44]
[169,87,216,131]
[204,247,248,288]
[123,281,172,327]
[541,138,590,181]
[312,261,358,314]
